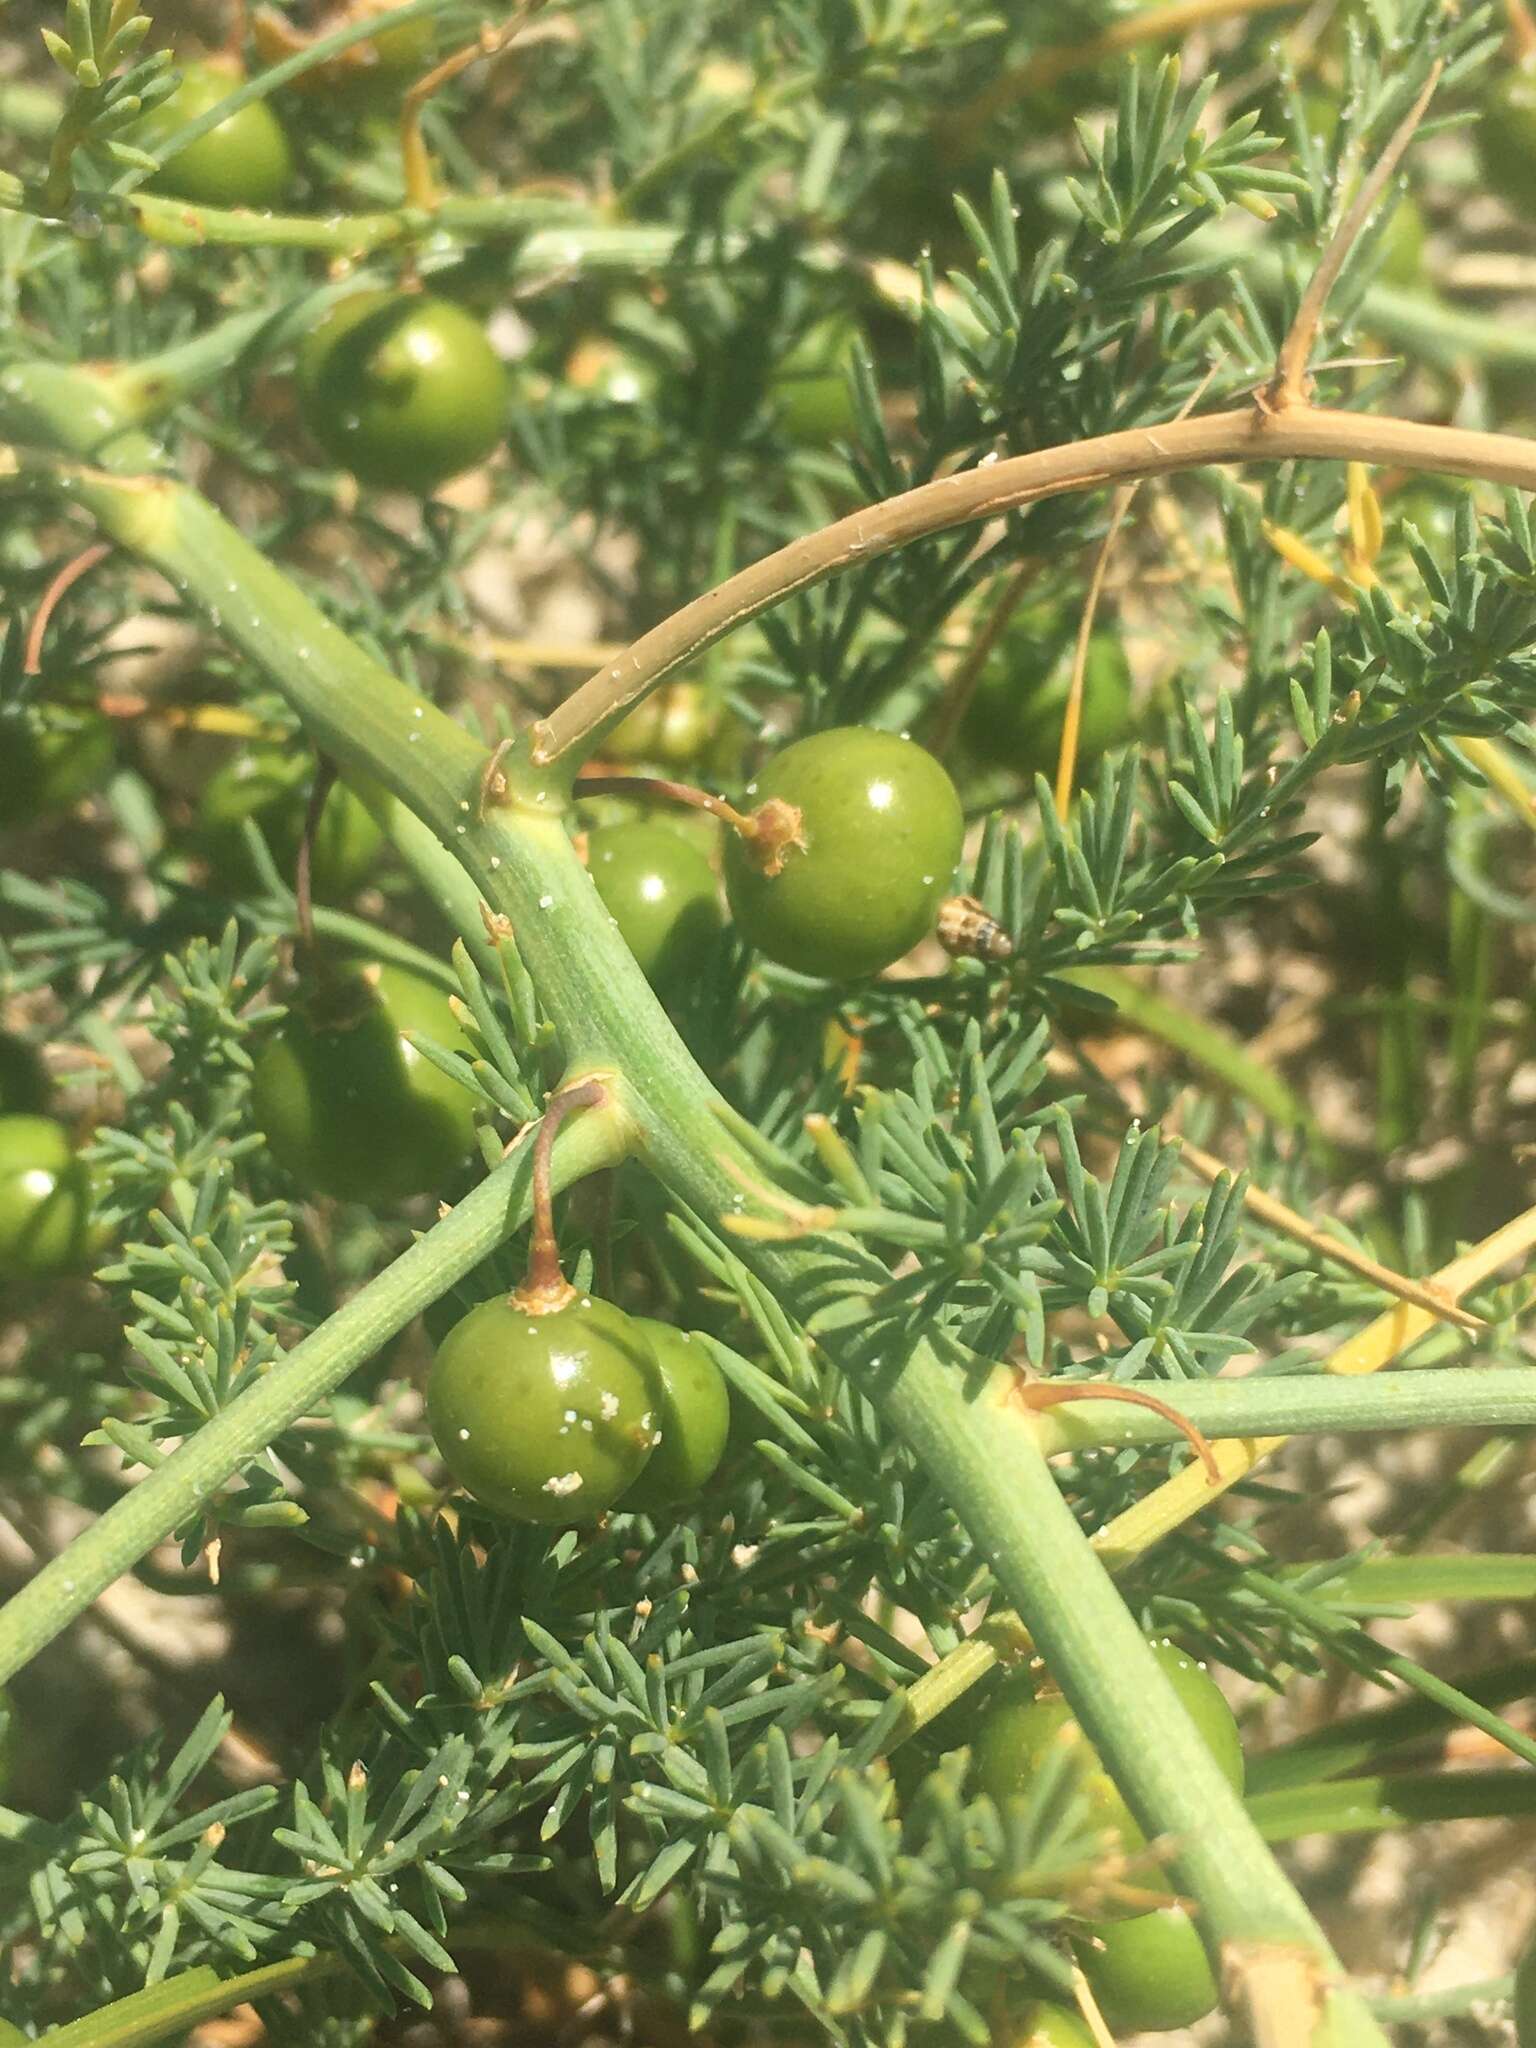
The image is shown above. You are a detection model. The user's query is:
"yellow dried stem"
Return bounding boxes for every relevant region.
[1265,64,1441,413]
[1091,1198,1536,1568]
[1176,1138,1483,1332]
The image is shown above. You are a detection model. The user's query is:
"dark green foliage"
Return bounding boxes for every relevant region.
[3,0,1534,2039]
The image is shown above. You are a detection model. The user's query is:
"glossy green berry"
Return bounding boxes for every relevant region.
[1480,62,1536,212]
[1006,2002,1095,2048]
[619,1321,730,1509]
[772,321,860,446]
[0,1115,91,1279]
[1515,1937,1536,2048]
[296,291,509,493]
[974,1639,1243,1858]
[1377,195,1425,290]
[587,823,722,991]
[1075,1907,1218,2033]
[257,0,436,106]
[605,682,720,770]
[136,59,294,209]
[566,335,659,408]
[723,727,964,981]
[251,962,476,1203]
[0,1035,49,1117]
[428,1294,663,1523]
[195,745,383,898]
[0,706,115,827]
[964,611,1134,781]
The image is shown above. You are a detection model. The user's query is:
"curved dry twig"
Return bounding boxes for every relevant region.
[531,405,1536,764]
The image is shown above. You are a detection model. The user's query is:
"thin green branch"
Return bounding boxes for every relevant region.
[0,1103,633,1690]
[1029,1365,1536,1454]
[1369,1975,1514,2022]
[1248,1651,1536,1794]
[1314,1553,1536,1606]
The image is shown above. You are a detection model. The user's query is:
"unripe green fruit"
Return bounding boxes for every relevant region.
[605,682,720,769]
[724,727,964,981]
[1516,1937,1536,2048]
[1006,2002,1095,2048]
[297,291,509,493]
[1479,62,1536,213]
[619,1322,730,1509]
[251,962,476,1202]
[195,745,384,898]
[771,321,860,446]
[137,59,294,209]
[428,1294,663,1522]
[0,1035,49,1117]
[1075,1907,1218,2033]
[0,1115,91,1279]
[964,611,1134,782]
[974,1639,1243,1861]
[0,706,115,826]
[587,823,722,992]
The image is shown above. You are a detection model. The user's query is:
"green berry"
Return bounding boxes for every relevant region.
[604,682,721,770]
[772,320,860,446]
[296,291,509,493]
[1007,2002,1095,2048]
[587,823,722,991]
[974,1639,1243,1859]
[1480,62,1536,212]
[195,745,383,898]
[1075,1907,1218,2033]
[964,609,1134,781]
[0,706,115,827]
[1515,1940,1536,2048]
[723,727,964,981]
[251,962,477,1203]
[137,59,294,210]
[0,1689,16,1797]
[0,1035,49,1117]
[619,1321,730,1509]
[0,1115,91,1279]
[427,1293,663,1523]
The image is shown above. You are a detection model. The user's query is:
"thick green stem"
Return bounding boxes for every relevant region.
[44,465,1398,2043]
[0,1106,632,1690]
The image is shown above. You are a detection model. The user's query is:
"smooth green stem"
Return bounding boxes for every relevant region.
[0,1107,631,1690]
[105,309,301,421]
[1028,1368,1536,1449]
[35,454,1388,2038]
[1248,1651,1536,1794]
[1030,1366,1536,1453]
[1312,1553,1536,1606]
[124,191,609,257]
[1369,1975,1514,2022]
[1249,1768,1536,1841]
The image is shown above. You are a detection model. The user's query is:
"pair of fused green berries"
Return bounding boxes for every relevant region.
[427,1293,730,1522]
[975,1641,1241,2035]
[593,726,966,987]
